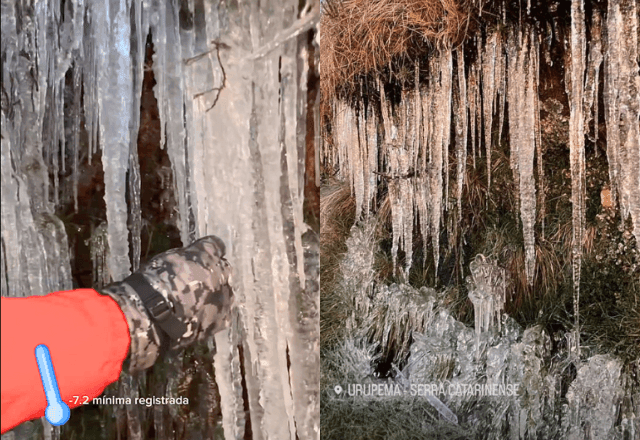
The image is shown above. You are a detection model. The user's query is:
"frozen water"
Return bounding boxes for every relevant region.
[568,0,586,356]
[466,254,506,337]
[87,222,111,289]
[563,355,624,440]
[507,27,538,286]
[455,47,468,225]
[604,0,640,249]
[2,0,319,438]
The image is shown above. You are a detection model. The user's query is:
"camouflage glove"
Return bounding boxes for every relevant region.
[102,236,233,372]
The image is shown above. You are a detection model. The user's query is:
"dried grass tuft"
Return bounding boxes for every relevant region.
[320,0,475,101]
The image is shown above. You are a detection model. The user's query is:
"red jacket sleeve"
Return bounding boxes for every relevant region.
[1,289,130,434]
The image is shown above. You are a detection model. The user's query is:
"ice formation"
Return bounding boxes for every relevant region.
[604,0,640,249]
[466,254,506,339]
[324,0,639,300]
[1,0,319,439]
[327,225,638,439]
[567,0,587,359]
[563,355,625,440]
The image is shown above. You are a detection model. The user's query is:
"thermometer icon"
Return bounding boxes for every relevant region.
[34,344,70,426]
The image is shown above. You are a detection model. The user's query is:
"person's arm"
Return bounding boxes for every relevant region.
[0,289,130,434]
[1,235,233,434]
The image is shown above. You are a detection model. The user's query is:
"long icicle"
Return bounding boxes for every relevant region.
[569,0,586,358]
[455,46,468,224]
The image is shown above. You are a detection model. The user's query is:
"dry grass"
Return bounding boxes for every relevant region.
[320,0,475,101]
[320,179,356,349]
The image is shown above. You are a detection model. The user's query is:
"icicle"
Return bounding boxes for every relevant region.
[333,100,363,217]
[507,28,537,285]
[37,213,73,293]
[389,177,402,273]
[468,63,478,169]
[72,63,81,212]
[534,36,545,235]
[353,105,365,219]
[584,9,603,148]
[442,54,452,214]
[214,327,246,440]
[455,47,468,224]
[429,50,452,275]
[366,102,379,212]
[495,33,506,149]
[93,0,132,281]
[359,105,370,217]
[568,0,586,357]
[128,0,148,272]
[162,0,190,245]
[414,61,421,177]
[482,32,498,194]
[604,0,640,249]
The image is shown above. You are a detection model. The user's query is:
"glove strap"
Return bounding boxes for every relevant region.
[124,272,188,341]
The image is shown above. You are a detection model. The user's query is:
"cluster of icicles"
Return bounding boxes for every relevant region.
[325,0,639,325]
[2,0,319,438]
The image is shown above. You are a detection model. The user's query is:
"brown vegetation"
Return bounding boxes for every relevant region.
[320,0,477,101]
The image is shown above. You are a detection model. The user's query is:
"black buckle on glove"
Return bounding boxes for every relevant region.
[123,272,188,341]
[147,298,172,321]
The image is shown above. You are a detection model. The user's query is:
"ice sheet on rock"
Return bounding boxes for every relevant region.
[214,326,246,440]
[88,222,111,289]
[604,0,640,250]
[506,325,552,440]
[3,0,320,439]
[194,1,319,437]
[36,213,73,293]
[563,355,623,440]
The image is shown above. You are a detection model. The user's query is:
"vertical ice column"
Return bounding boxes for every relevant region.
[482,32,497,193]
[455,46,468,225]
[568,0,586,357]
[94,0,133,281]
[128,0,149,272]
[507,28,538,286]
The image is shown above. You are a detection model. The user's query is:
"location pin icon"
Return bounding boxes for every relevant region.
[334,385,343,395]
[35,344,70,426]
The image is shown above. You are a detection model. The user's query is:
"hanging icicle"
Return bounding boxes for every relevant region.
[507,27,539,286]
[482,32,498,193]
[455,46,468,224]
[568,0,586,357]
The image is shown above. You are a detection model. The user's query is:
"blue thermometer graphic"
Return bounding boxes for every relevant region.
[34,344,70,426]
